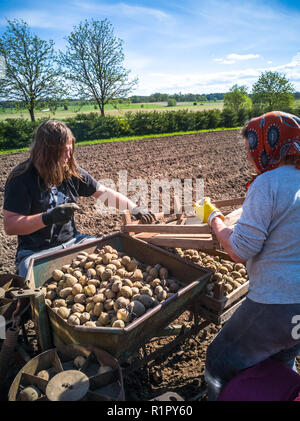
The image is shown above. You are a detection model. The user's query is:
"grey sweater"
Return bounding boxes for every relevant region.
[230,165,300,304]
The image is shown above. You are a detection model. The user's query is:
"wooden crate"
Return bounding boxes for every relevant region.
[121,196,249,325]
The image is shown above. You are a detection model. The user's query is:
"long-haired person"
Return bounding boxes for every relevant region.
[3,120,155,277]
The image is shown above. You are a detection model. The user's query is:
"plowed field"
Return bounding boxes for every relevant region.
[0,130,273,401]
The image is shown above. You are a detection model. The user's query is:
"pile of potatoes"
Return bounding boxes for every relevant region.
[41,245,181,328]
[172,248,248,297]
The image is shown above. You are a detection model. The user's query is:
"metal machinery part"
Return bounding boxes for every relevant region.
[8,344,125,401]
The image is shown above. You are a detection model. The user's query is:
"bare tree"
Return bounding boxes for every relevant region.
[60,18,138,116]
[0,19,64,122]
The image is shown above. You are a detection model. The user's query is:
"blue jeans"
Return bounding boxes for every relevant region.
[205,297,300,401]
[16,232,99,279]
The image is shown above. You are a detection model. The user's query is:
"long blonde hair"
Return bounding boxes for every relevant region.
[9,120,82,188]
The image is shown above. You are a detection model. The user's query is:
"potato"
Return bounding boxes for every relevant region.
[112,320,125,328]
[61,264,71,273]
[137,294,155,309]
[79,312,91,324]
[159,267,168,280]
[121,256,131,266]
[120,286,132,299]
[84,284,96,297]
[151,278,161,288]
[131,269,143,282]
[98,312,111,326]
[149,268,158,278]
[96,265,105,277]
[234,263,245,271]
[117,308,131,323]
[111,259,122,269]
[145,275,154,284]
[88,279,100,288]
[65,295,75,305]
[19,386,40,401]
[86,268,97,278]
[154,285,164,295]
[72,303,85,313]
[113,296,130,312]
[52,269,64,281]
[219,266,229,275]
[106,263,117,273]
[64,274,78,287]
[101,268,113,282]
[52,298,67,308]
[127,300,146,317]
[72,283,83,295]
[45,298,52,307]
[36,370,50,381]
[72,259,81,268]
[93,293,106,303]
[102,253,113,265]
[78,275,88,286]
[85,302,95,312]
[93,302,104,316]
[111,280,122,293]
[84,261,95,270]
[116,268,126,278]
[46,290,56,300]
[74,293,86,304]
[73,355,86,369]
[73,270,83,279]
[57,307,71,319]
[156,290,167,302]
[104,299,114,311]
[131,287,139,296]
[140,286,152,296]
[126,261,137,272]
[103,288,114,300]
[168,281,180,293]
[67,314,80,326]
[133,281,143,289]
[123,278,133,288]
[224,283,233,293]
[47,282,58,291]
[84,321,97,327]
[59,287,73,299]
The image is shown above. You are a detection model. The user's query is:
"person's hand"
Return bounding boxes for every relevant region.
[42,203,80,226]
[193,197,224,226]
[130,206,157,224]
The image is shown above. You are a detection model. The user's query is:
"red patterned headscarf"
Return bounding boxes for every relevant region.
[245,111,300,190]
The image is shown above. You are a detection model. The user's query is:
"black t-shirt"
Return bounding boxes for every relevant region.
[4,164,99,252]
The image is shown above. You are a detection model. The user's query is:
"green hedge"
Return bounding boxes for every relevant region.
[0,107,257,150]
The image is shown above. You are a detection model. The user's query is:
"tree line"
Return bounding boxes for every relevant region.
[0,18,137,122]
[0,18,298,124]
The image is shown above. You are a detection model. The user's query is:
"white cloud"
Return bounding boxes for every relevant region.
[214,53,260,64]
[134,53,300,95]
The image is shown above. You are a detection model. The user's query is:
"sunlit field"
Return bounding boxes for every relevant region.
[0,101,224,121]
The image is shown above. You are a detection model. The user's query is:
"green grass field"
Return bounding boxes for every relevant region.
[0,100,224,121]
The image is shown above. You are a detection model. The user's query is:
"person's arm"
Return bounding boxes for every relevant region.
[210,217,246,263]
[93,185,156,223]
[3,203,80,236]
[93,185,136,211]
[3,210,45,235]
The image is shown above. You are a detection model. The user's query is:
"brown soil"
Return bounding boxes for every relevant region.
[0,130,297,401]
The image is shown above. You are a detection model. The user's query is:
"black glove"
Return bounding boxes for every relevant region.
[131,206,157,224]
[42,203,80,226]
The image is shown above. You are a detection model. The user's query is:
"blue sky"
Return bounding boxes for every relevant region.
[0,0,300,95]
